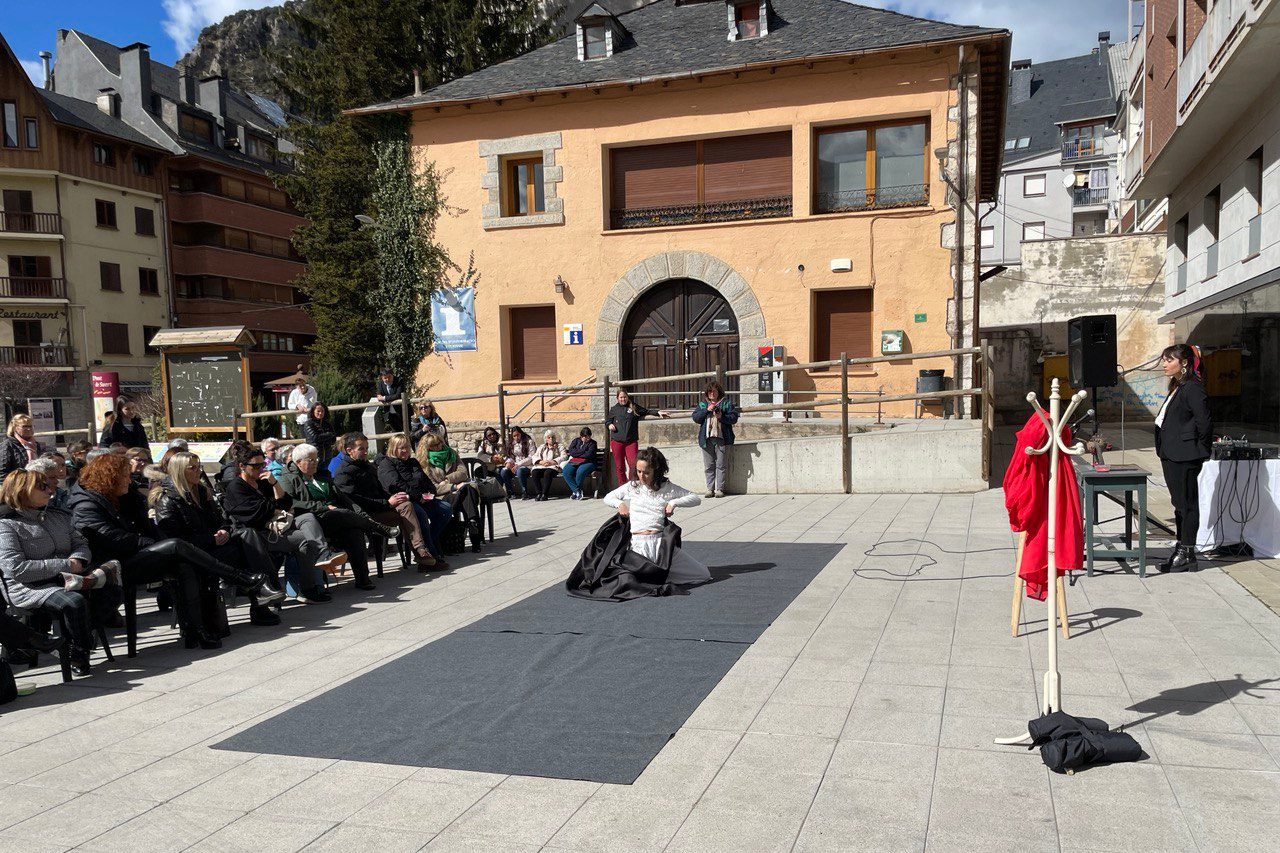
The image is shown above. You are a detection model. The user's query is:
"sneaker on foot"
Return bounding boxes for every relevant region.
[704,490,715,498]
[714,490,725,498]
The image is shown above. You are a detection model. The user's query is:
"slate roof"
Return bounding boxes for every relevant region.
[1002,45,1116,166]
[353,0,1006,113]
[38,89,169,151]
[68,30,289,173]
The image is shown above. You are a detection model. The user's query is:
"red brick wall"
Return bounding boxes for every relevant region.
[1183,0,1207,51]
[1143,0,1180,170]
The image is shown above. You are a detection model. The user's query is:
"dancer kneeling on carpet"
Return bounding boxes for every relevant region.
[222,443,346,604]
[279,442,401,588]
[375,434,453,565]
[0,471,121,675]
[151,452,287,625]
[603,447,709,586]
[335,433,439,568]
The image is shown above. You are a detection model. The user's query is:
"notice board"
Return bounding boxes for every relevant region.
[162,349,250,432]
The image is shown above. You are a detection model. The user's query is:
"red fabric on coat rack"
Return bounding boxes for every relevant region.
[1003,413,1084,601]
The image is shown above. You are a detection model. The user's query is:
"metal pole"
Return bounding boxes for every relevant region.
[841,352,851,494]
[231,410,240,441]
[400,392,410,439]
[540,392,545,424]
[496,382,507,437]
[602,375,612,488]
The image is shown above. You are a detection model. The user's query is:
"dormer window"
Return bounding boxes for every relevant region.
[575,4,628,62]
[735,3,760,39]
[583,24,607,60]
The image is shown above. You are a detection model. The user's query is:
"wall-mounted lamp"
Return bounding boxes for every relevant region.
[934,146,955,189]
[554,275,567,294]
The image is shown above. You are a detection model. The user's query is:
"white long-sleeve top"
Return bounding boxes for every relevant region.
[603,480,701,533]
[287,385,317,424]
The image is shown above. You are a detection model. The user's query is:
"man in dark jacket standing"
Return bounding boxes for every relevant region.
[334,433,435,568]
[376,368,404,433]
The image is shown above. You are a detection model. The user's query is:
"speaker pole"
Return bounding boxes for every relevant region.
[1090,386,1100,437]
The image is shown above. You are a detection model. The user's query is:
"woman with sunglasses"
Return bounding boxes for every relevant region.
[410,401,448,448]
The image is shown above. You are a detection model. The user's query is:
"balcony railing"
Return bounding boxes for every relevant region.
[1123,139,1144,191]
[0,344,74,366]
[1178,0,1249,110]
[0,211,62,235]
[1206,241,1219,278]
[0,277,67,300]
[813,184,929,215]
[610,195,792,230]
[1062,140,1103,161]
[1072,186,1109,207]
[1248,213,1262,257]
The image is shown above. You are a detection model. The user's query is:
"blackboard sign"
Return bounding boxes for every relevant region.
[164,350,247,430]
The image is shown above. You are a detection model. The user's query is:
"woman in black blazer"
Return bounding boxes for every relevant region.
[1154,343,1212,572]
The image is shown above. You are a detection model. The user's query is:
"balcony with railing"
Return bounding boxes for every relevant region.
[1123,138,1144,192]
[609,195,792,230]
[0,211,63,235]
[1062,139,1105,162]
[813,184,929,215]
[1072,186,1109,207]
[0,277,68,300]
[0,344,74,366]
[1178,0,1250,110]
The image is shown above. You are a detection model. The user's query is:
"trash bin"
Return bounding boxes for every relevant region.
[917,369,946,394]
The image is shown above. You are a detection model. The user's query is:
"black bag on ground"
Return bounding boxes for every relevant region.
[0,659,16,705]
[1028,711,1143,773]
[442,516,468,555]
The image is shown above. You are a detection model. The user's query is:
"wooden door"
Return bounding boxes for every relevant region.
[620,279,739,411]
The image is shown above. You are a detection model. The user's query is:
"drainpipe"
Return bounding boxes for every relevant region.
[952,45,966,407]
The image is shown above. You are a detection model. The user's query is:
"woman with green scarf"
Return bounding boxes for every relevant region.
[416,432,483,553]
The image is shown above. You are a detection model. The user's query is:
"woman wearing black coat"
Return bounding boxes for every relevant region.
[98,397,149,449]
[301,402,337,464]
[0,413,44,484]
[375,434,454,563]
[151,452,285,623]
[1154,343,1212,573]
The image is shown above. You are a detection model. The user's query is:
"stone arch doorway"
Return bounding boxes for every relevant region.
[589,251,769,410]
[620,279,739,410]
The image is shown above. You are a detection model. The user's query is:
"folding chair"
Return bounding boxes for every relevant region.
[461,456,517,542]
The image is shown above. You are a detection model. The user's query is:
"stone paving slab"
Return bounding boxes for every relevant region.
[2,489,1279,851]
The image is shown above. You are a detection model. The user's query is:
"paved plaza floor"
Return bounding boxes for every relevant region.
[2,489,1278,852]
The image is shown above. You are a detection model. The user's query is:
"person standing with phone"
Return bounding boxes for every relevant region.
[1154,343,1211,573]
[692,380,739,498]
[606,390,669,487]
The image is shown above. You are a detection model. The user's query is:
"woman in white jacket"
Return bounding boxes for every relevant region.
[602,446,709,585]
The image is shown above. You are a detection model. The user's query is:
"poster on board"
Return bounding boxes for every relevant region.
[431,287,477,352]
[27,398,54,435]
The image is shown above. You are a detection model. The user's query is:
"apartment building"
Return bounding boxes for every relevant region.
[51,30,313,389]
[1126,0,1280,435]
[349,0,1010,419]
[980,33,1122,271]
[1,33,170,429]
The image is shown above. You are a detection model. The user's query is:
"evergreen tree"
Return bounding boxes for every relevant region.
[275,0,557,380]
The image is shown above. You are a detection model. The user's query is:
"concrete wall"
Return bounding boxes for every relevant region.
[981,232,1171,418]
[660,420,986,494]
[407,45,982,422]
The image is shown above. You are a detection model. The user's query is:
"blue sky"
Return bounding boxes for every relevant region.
[5,1,1136,85]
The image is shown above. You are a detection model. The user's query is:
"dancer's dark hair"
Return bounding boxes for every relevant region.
[635,446,668,491]
[1162,343,1201,392]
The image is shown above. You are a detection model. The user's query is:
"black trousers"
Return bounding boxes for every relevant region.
[531,468,558,498]
[124,538,243,635]
[316,509,373,584]
[208,527,278,599]
[1161,458,1204,547]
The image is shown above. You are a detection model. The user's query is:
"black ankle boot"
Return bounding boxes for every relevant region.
[1167,544,1198,573]
[185,630,223,650]
[70,646,92,675]
[240,572,285,604]
[1156,547,1179,573]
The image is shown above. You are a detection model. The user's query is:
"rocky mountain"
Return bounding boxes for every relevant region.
[178,1,312,113]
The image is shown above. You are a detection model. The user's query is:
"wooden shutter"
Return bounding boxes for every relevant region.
[702,132,792,201]
[101,322,130,354]
[610,142,697,210]
[814,289,874,361]
[509,306,557,380]
[100,262,121,291]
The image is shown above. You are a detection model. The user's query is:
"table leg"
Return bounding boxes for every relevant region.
[1138,484,1148,579]
[1085,485,1096,577]
[1125,490,1133,549]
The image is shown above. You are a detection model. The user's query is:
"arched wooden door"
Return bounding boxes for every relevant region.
[620,279,739,411]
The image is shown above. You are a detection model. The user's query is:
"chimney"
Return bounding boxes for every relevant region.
[39,51,52,90]
[1098,31,1111,45]
[1010,59,1032,105]
[96,87,118,117]
[413,69,423,96]
[119,42,152,113]
[198,75,227,119]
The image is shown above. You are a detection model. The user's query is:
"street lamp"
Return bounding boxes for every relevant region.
[354,214,379,227]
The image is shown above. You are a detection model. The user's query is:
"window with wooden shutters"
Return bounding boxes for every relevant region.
[100,261,121,292]
[508,305,557,380]
[135,206,155,236]
[610,132,792,229]
[813,289,873,362]
[101,322,130,354]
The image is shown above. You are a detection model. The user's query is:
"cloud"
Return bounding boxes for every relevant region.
[863,1,1134,64]
[20,58,46,85]
[161,0,276,56]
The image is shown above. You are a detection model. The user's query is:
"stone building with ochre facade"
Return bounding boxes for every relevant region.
[350,0,1011,420]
